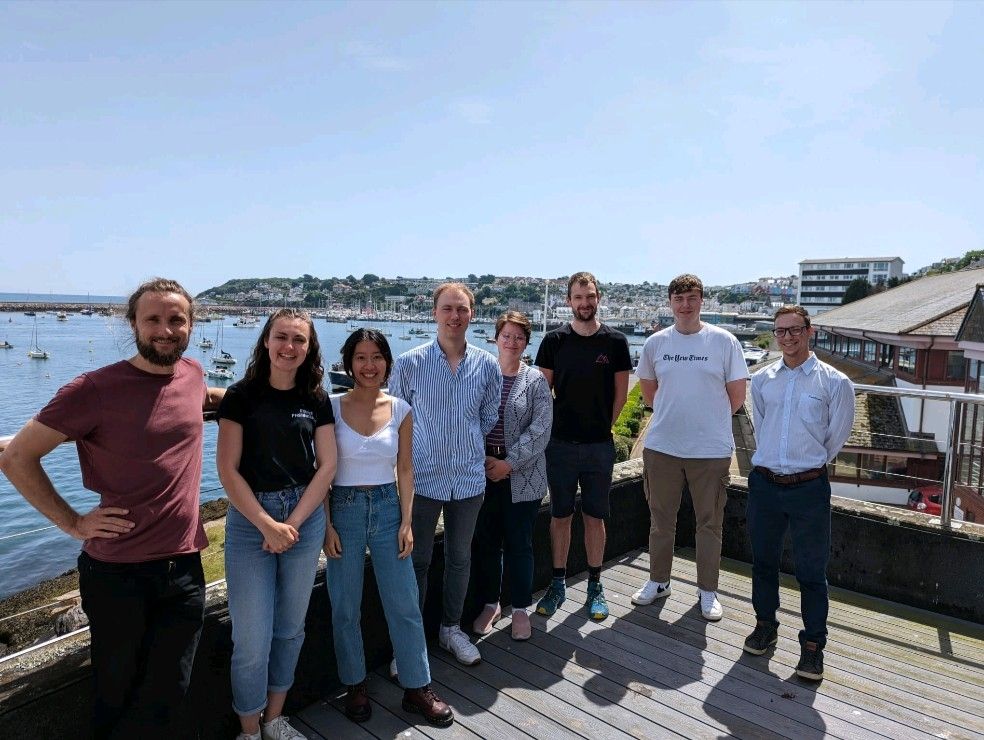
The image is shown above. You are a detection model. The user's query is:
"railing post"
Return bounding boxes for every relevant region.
[939,398,961,529]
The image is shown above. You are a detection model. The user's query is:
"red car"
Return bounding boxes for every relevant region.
[906,486,943,515]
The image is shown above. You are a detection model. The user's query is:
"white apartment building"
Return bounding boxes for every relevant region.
[797,257,904,315]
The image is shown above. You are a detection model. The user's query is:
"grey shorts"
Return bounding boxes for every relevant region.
[545,438,616,519]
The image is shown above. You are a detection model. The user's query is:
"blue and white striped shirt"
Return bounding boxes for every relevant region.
[389,340,502,501]
[750,354,855,474]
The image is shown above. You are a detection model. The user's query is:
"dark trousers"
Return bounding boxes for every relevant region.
[78,551,206,740]
[471,477,541,609]
[747,469,831,648]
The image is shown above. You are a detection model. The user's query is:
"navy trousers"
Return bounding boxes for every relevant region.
[747,469,831,648]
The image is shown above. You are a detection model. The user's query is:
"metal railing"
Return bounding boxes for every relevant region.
[851,383,983,529]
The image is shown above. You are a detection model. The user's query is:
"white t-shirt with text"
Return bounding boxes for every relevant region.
[637,323,748,459]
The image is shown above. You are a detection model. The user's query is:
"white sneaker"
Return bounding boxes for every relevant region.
[389,657,399,681]
[698,589,723,621]
[262,715,307,740]
[439,624,481,666]
[236,733,261,740]
[631,579,671,605]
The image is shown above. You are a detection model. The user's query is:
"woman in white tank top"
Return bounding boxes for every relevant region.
[325,329,453,727]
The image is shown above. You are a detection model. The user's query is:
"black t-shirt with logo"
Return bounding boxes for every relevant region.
[218,380,334,492]
[535,323,632,443]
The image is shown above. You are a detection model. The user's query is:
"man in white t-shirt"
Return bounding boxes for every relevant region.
[632,274,748,621]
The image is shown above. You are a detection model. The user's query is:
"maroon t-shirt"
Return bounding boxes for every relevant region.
[36,357,209,562]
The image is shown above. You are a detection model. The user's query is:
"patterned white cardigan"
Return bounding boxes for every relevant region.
[500,363,554,503]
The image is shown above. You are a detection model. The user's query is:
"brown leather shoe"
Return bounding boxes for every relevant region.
[344,680,371,723]
[402,684,454,727]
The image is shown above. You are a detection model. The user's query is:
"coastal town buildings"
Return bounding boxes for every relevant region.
[797,257,904,314]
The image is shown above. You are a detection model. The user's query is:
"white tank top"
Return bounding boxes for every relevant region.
[330,394,412,486]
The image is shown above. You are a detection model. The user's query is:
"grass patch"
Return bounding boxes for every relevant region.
[201,519,227,583]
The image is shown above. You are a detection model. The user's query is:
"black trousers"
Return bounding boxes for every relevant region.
[78,551,205,740]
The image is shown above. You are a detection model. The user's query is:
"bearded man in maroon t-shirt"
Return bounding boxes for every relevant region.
[0,278,224,739]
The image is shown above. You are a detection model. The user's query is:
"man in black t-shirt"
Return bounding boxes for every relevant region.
[534,271,631,621]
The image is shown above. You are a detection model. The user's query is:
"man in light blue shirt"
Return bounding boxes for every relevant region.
[744,305,855,682]
[389,282,501,668]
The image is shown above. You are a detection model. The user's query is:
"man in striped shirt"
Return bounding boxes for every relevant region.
[743,305,855,681]
[389,283,502,667]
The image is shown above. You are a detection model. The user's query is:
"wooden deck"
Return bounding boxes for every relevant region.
[292,549,984,739]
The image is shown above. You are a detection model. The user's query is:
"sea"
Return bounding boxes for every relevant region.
[1,302,652,599]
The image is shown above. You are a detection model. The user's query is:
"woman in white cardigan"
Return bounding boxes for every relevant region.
[471,311,553,640]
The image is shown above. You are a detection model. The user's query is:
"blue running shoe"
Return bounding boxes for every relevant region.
[535,579,566,616]
[586,581,609,620]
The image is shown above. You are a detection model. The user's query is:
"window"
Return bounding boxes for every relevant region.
[874,261,888,270]
[847,338,862,358]
[898,347,916,374]
[947,351,966,381]
[863,341,876,363]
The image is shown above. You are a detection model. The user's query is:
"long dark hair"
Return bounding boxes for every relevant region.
[242,308,325,400]
[341,328,394,384]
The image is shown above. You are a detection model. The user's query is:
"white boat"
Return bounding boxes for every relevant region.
[213,350,236,367]
[28,317,49,359]
[232,317,259,328]
[1,340,13,349]
[211,324,236,366]
[205,367,235,381]
[56,312,67,321]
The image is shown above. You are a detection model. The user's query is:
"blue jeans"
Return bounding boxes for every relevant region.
[747,469,831,648]
[472,477,541,609]
[327,483,430,689]
[225,485,326,716]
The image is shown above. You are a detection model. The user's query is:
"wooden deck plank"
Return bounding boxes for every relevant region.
[459,634,681,740]
[420,657,577,739]
[289,714,327,740]
[619,550,984,658]
[529,606,917,740]
[532,604,845,739]
[479,627,742,740]
[561,561,983,738]
[365,670,483,740]
[602,560,984,702]
[297,696,376,739]
[296,548,984,740]
[562,575,982,739]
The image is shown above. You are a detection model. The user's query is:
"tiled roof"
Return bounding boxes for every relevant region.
[911,308,968,336]
[812,268,984,335]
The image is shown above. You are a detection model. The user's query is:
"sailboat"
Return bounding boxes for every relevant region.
[27,317,49,359]
[211,323,236,367]
[80,293,94,316]
[197,327,213,350]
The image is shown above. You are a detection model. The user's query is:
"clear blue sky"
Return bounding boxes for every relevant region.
[2,1,982,296]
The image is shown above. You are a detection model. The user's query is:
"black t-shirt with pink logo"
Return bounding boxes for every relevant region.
[535,323,631,443]
[218,380,334,492]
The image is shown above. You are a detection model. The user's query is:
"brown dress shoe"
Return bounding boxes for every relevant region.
[402,684,454,727]
[344,680,371,723]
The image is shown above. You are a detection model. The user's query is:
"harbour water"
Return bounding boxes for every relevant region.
[0,307,653,599]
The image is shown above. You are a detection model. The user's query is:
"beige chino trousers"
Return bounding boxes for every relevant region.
[643,448,731,592]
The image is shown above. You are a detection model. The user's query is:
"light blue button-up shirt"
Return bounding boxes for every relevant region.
[388,340,502,501]
[750,354,855,474]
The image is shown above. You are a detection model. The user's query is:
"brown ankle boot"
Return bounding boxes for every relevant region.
[402,684,454,727]
[344,680,371,722]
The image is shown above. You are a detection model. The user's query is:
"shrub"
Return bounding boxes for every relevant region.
[613,435,631,463]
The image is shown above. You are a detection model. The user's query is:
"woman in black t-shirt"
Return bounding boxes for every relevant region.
[217,309,336,740]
